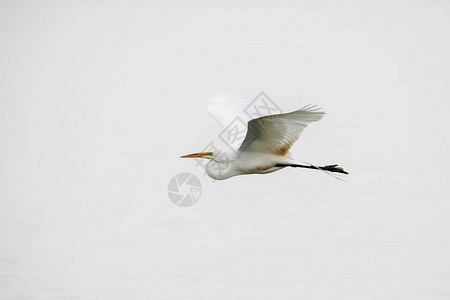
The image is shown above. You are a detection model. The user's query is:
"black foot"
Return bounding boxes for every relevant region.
[319,165,348,174]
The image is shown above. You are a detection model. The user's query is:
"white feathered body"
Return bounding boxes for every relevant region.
[184,91,330,180]
[205,150,297,180]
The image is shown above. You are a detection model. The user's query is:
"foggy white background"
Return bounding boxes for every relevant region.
[1,1,449,299]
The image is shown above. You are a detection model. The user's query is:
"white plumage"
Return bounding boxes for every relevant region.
[181,91,347,180]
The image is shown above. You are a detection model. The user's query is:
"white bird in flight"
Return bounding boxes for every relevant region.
[181,92,348,180]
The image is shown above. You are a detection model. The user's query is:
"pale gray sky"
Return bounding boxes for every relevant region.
[1,1,449,299]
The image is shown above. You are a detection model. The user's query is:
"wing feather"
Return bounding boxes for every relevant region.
[238,105,324,155]
[206,91,254,150]
[206,91,253,129]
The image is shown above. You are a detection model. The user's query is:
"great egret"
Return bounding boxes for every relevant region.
[181,92,347,180]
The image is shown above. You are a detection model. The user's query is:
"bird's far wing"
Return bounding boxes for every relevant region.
[238,105,324,155]
[206,91,253,129]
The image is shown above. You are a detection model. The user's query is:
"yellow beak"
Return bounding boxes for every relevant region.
[180,152,212,158]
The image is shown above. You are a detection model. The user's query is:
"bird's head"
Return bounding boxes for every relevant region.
[180,151,214,160]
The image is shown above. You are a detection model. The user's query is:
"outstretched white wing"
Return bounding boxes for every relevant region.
[238,105,324,155]
[206,91,255,150]
[206,91,253,128]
